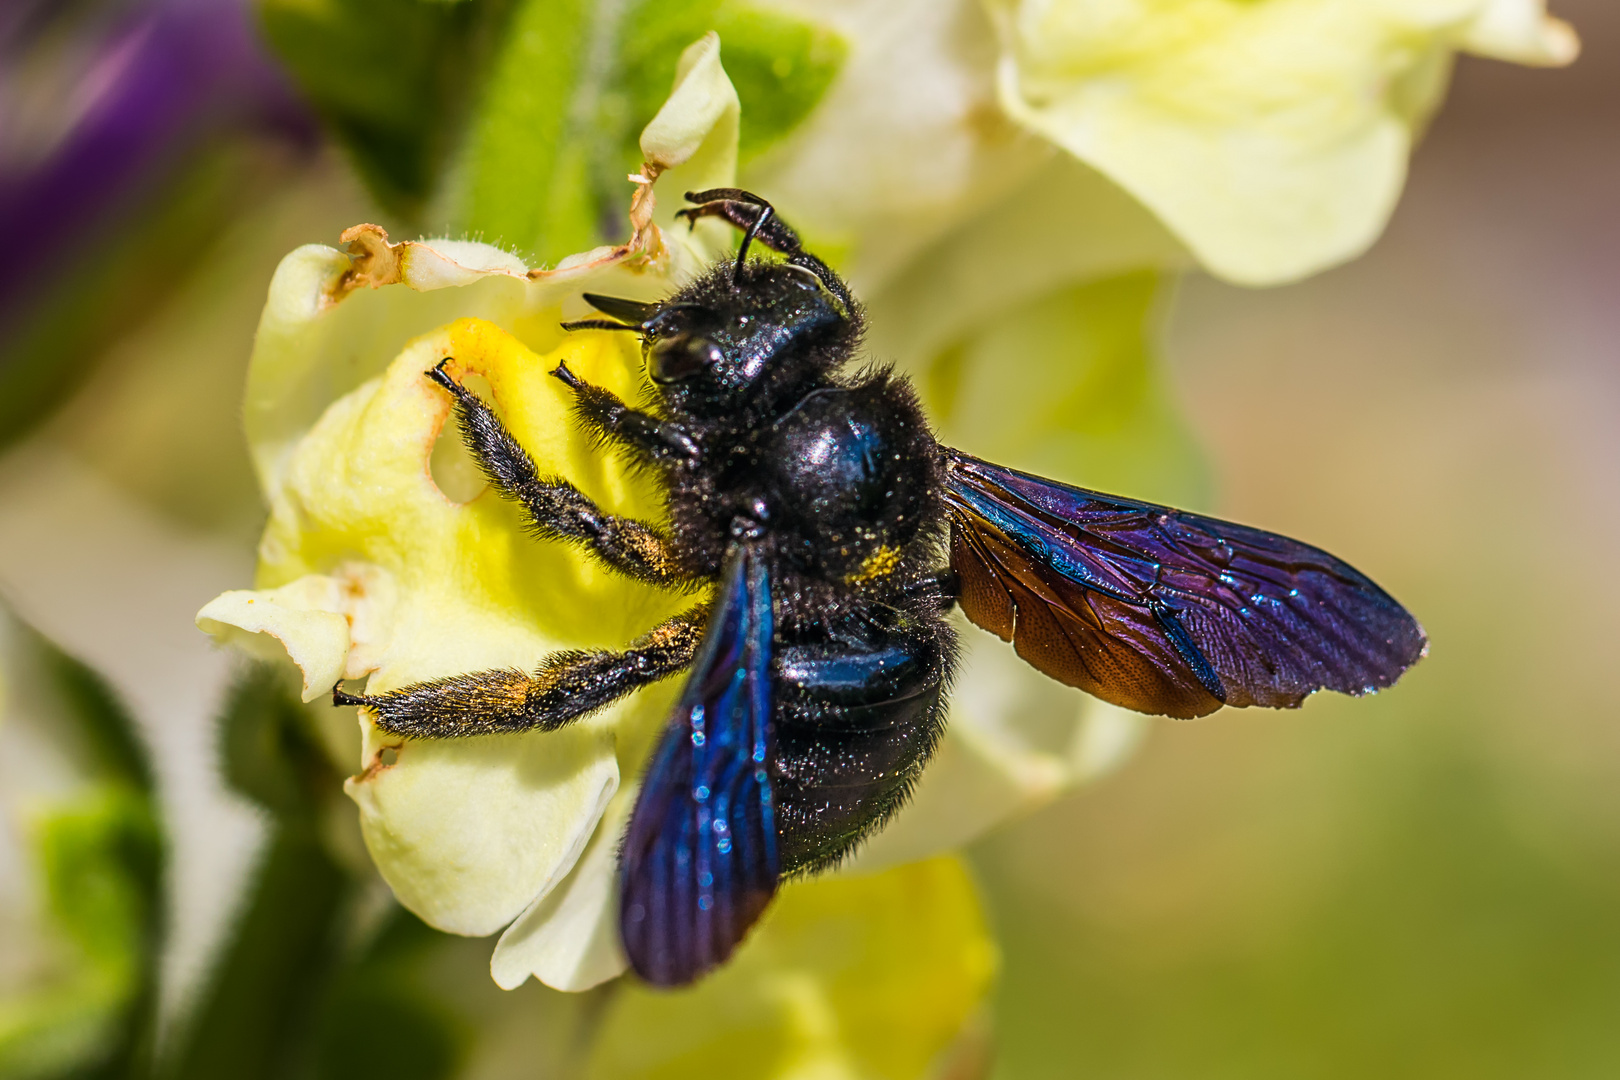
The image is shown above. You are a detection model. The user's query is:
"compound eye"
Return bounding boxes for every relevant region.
[647,332,724,384]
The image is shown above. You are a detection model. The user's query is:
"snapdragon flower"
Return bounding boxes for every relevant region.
[196,42,1017,1013]
[198,37,735,991]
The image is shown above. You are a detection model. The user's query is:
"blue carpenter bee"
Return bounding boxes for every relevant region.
[337,189,1426,986]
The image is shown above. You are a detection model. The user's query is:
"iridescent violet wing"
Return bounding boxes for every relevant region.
[943,449,1426,719]
[619,545,779,986]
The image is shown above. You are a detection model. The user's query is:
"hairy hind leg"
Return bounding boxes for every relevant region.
[335,606,706,737]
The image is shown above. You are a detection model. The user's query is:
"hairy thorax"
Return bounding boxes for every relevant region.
[664,372,941,592]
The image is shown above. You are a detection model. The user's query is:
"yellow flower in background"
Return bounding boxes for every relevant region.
[589,857,996,1080]
[983,0,1578,284]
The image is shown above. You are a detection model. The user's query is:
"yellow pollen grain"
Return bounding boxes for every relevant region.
[847,545,901,585]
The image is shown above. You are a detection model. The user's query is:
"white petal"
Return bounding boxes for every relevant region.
[195,578,351,702]
[640,32,739,178]
[490,789,632,991]
[345,726,619,936]
[1463,0,1580,64]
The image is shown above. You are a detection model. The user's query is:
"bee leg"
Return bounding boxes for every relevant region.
[334,606,707,738]
[549,360,700,465]
[428,361,688,586]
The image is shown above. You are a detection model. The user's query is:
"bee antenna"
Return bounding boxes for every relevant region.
[733,200,775,288]
[560,319,642,333]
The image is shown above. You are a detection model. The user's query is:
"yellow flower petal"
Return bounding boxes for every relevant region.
[197,40,758,986]
[587,856,997,1080]
[195,578,354,702]
[987,0,1579,285]
[346,726,620,936]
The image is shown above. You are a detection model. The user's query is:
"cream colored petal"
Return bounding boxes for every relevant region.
[636,33,746,277]
[992,33,1411,286]
[194,565,397,701]
[489,787,633,992]
[346,727,619,935]
[396,239,532,289]
[1463,0,1579,64]
[746,0,1050,294]
[987,0,1578,285]
[640,32,739,180]
[195,582,349,702]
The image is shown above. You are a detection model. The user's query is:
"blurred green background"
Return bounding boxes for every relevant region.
[1,0,1616,1077]
[977,6,1620,1075]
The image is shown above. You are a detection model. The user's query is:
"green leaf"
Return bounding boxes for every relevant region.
[218,663,335,820]
[33,790,161,987]
[451,0,844,264]
[37,644,154,796]
[257,0,518,222]
[310,912,468,1080]
[166,663,466,1080]
[447,0,597,263]
[164,822,351,1080]
[0,788,162,1080]
[0,621,164,1080]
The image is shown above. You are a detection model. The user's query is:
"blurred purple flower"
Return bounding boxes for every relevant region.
[0,0,315,320]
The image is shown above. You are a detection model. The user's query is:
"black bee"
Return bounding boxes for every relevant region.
[335,189,1426,987]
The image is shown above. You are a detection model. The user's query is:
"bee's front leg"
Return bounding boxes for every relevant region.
[429,360,688,586]
[549,361,699,466]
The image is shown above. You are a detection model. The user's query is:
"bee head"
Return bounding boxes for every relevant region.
[569,260,859,415]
